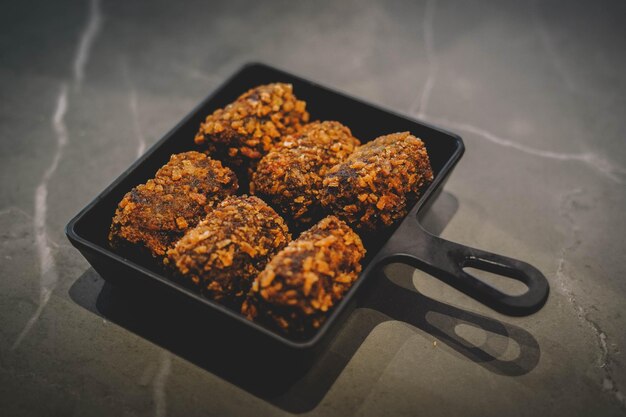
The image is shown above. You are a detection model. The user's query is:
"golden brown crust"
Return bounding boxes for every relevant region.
[167,195,291,303]
[109,151,238,259]
[320,132,433,232]
[194,83,310,174]
[250,121,360,228]
[242,215,365,334]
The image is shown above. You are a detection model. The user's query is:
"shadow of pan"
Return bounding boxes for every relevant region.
[68,264,540,413]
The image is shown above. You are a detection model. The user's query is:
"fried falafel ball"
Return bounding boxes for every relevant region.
[320,132,433,232]
[242,215,365,334]
[109,151,238,259]
[194,83,310,175]
[250,121,360,228]
[167,195,291,303]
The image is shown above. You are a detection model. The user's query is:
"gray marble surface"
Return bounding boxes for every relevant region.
[1,0,625,415]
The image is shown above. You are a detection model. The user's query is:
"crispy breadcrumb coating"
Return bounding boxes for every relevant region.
[109,151,238,259]
[194,83,310,175]
[167,195,291,303]
[320,132,433,232]
[251,121,360,228]
[242,215,365,334]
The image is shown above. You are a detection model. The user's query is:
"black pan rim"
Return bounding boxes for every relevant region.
[65,61,465,350]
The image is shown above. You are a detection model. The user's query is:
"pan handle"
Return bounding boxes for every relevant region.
[380,215,549,316]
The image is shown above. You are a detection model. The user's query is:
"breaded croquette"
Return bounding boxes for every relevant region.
[109,151,238,259]
[167,195,291,303]
[242,215,365,334]
[194,83,309,176]
[251,121,360,228]
[320,132,433,232]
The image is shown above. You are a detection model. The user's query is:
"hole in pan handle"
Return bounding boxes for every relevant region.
[381,216,550,316]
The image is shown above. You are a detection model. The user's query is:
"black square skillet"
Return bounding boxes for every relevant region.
[66,63,549,361]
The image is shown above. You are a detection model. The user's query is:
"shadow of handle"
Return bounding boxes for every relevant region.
[360,273,541,376]
[380,215,550,316]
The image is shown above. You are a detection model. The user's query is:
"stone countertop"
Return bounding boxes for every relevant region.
[1,0,625,415]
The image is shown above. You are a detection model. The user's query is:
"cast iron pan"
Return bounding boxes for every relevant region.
[66,63,549,358]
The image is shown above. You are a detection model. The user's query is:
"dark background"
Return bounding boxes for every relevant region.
[1,0,625,416]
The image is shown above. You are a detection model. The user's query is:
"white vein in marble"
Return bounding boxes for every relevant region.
[407,0,625,184]
[121,59,147,157]
[555,189,625,408]
[74,0,102,89]
[13,0,102,350]
[409,0,437,119]
[172,63,220,85]
[153,351,172,417]
[0,207,63,251]
[423,115,626,184]
[12,85,68,350]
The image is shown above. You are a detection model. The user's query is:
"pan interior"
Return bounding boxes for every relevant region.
[69,63,463,343]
